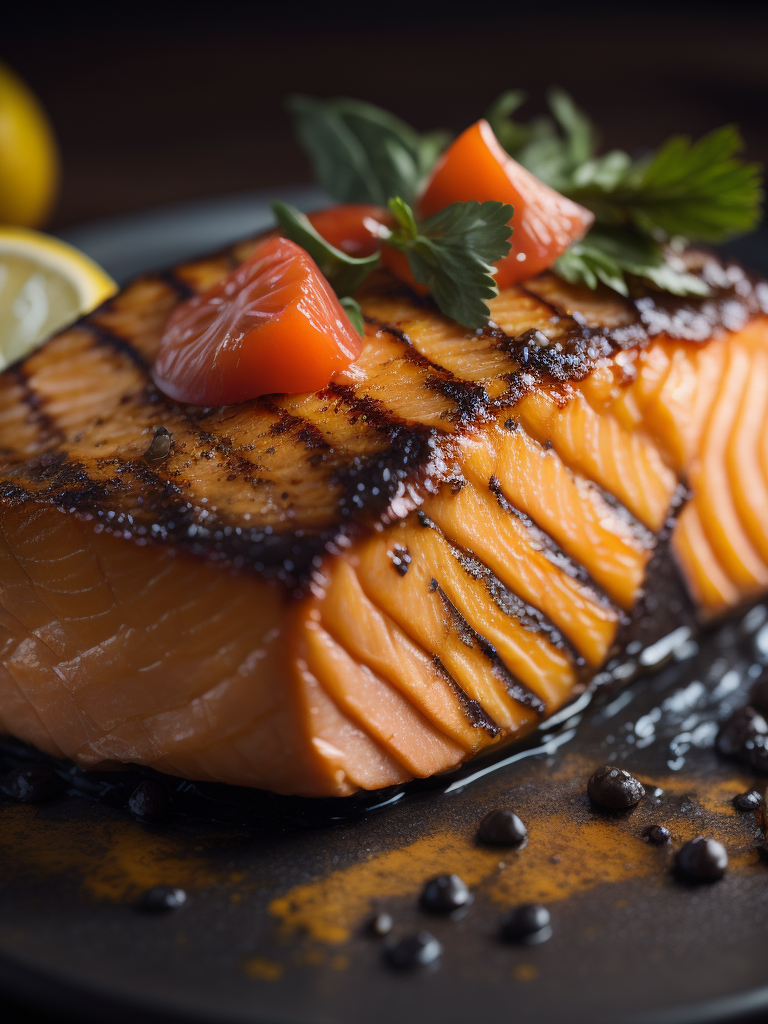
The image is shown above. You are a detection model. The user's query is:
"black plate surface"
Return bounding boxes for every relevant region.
[0,198,766,1024]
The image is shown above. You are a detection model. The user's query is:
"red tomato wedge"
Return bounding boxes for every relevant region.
[307,203,429,297]
[307,204,388,257]
[153,237,363,406]
[420,119,594,288]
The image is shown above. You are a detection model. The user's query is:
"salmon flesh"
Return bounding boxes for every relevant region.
[0,237,767,796]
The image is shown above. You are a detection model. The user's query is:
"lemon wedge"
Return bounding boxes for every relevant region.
[0,60,59,227]
[0,227,117,370]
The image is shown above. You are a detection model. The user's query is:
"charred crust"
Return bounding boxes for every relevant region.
[424,376,491,423]
[0,236,764,592]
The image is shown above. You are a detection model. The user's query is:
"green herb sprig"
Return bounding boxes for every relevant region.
[287,95,450,208]
[272,196,513,330]
[486,90,763,295]
[287,92,763,310]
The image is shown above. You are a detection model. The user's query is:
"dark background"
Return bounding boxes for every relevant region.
[3,6,768,1024]
[4,1,768,233]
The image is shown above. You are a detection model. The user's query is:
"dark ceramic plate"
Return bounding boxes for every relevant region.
[0,198,767,1024]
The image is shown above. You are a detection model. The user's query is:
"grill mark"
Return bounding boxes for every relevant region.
[366,316,493,423]
[497,375,674,545]
[431,579,546,716]
[158,269,196,300]
[487,475,620,613]
[7,365,65,449]
[131,383,271,493]
[451,540,581,666]
[317,603,498,749]
[432,655,500,737]
[81,321,151,371]
[322,381,445,446]
[483,309,649,392]
[416,506,582,666]
[260,401,332,453]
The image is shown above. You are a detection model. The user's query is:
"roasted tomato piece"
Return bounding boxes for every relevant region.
[379,246,429,296]
[420,119,594,288]
[307,203,428,297]
[153,236,362,405]
[308,204,389,257]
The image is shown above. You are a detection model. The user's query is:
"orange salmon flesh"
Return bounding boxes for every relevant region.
[0,238,767,795]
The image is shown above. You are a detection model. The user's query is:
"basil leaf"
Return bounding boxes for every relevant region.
[271,200,380,296]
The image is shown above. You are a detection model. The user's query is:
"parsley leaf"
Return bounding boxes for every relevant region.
[488,88,763,297]
[271,199,380,297]
[488,90,762,243]
[567,126,763,242]
[486,88,598,189]
[386,198,514,328]
[554,227,709,297]
[287,95,450,207]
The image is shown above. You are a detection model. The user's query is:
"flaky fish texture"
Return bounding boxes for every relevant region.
[0,234,767,795]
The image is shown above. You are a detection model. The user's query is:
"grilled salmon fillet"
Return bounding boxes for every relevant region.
[0,236,766,795]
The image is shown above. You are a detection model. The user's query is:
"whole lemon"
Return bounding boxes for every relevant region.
[0,61,59,227]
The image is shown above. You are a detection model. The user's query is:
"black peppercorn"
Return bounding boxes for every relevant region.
[642,824,672,845]
[367,912,393,937]
[386,932,442,969]
[716,706,767,759]
[138,885,187,911]
[420,873,472,913]
[733,790,764,813]
[587,765,645,809]
[674,837,728,882]
[749,675,768,715]
[500,903,551,944]
[477,808,528,846]
[744,734,768,774]
[128,779,172,821]
[0,765,65,803]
